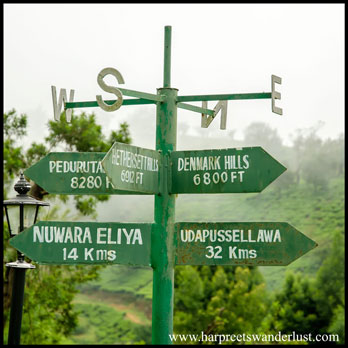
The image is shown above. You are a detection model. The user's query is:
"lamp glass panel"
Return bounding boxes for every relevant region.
[36,205,49,222]
[23,204,37,229]
[5,205,20,235]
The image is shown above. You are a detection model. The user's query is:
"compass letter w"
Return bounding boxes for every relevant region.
[51,86,75,122]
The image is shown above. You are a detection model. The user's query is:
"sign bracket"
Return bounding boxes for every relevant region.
[62,79,282,128]
[177,102,215,116]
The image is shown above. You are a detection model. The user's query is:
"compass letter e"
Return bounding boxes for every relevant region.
[271,75,282,115]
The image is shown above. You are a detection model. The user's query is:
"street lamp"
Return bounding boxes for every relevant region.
[4,172,49,345]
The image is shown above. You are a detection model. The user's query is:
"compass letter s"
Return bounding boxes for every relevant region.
[96,67,125,112]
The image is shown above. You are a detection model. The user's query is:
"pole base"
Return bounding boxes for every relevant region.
[6,260,35,269]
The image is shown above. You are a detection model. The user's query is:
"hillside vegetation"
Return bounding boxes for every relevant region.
[4,110,343,345]
[68,173,344,344]
[71,123,344,344]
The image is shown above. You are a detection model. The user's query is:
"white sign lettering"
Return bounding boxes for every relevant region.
[33,225,144,245]
[51,86,75,122]
[179,228,282,260]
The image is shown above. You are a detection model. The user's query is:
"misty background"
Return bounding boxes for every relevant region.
[4,4,344,223]
[4,4,344,146]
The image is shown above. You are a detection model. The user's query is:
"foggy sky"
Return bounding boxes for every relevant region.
[4,4,344,152]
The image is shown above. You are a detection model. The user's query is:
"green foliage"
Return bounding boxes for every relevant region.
[243,122,283,153]
[314,231,345,334]
[301,154,329,191]
[80,265,153,300]
[69,302,151,344]
[263,231,345,344]
[3,109,27,195]
[4,108,27,137]
[18,265,101,345]
[109,122,132,145]
[45,111,131,152]
[290,124,343,189]
[264,273,320,335]
[174,265,268,343]
[74,195,98,218]
[26,142,48,167]
[328,301,345,344]
[271,167,297,195]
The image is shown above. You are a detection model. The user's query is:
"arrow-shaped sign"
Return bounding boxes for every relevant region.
[9,221,152,266]
[102,142,161,194]
[175,222,317,266]
[24,152,149,195]
[170,146,286,194]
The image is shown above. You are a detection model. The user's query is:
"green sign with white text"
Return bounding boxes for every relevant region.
[170,147,286,194]
[24,152,149,195]
[10,221,152,266]
[175,222,317,266]
[102,142,161,194]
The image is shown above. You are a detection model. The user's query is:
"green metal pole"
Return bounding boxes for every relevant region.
[7,268,26,345]
[8,206,27,345]
[163,26,171,88]
[152,25,177,345]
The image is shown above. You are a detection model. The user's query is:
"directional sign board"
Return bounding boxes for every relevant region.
[102,142,160,194]
[10,221,151,266]
[175,222,317,266]
[24,152,149,195]
[170,147,286,194]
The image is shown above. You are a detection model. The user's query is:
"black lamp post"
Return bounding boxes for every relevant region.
[4,172,49,345]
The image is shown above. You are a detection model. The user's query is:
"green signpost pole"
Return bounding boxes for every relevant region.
[151,26,176,345]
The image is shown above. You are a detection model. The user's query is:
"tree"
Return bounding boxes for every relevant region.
[3,109,132,344]
[45,111,130,152]
[243,122,284,159]
[328,295,345,344]
[174,265,268,344]
[264,231,345,344]
[3,109,27,198]
[290,123,342,191]
[264,273,321,337]
[301,155,329,192]
[314,231,345,336]
[271,165,297,196]
[321,134,344,177]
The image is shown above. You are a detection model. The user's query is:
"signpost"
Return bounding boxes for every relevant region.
[175,222,317,266]
[11,26,318,345]
[101,142,161,194]
[170,147,286,194]
[24,152,149,195]
[9,221,151,266]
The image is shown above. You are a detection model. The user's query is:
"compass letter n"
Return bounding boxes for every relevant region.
[51,86,75,122]
[201,100,228,130]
